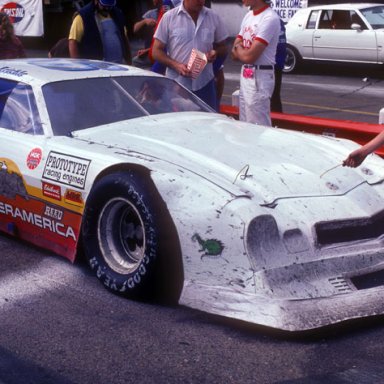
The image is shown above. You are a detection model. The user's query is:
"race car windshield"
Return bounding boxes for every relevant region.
[42,76,212,136]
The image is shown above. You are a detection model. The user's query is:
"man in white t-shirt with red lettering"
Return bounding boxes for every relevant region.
[232,0,280,126]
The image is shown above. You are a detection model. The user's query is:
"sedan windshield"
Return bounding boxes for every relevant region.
[42,75,211,136]
[360,6,384,29]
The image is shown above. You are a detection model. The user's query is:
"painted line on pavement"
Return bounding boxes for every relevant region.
[283,101,379,117]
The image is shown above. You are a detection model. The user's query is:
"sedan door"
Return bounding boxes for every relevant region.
[313,9,379,63]
[286,9,319,59]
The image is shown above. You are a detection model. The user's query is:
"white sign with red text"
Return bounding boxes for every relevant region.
[270,0,308,23]
[212,1,308,37]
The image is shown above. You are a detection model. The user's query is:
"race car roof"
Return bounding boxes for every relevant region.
[0,59,156,86]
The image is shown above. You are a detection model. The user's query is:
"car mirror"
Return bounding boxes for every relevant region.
[351,23,362,31]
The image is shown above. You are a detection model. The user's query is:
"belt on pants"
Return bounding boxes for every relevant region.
[244,64,274,70]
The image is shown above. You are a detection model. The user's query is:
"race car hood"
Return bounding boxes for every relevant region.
[72,112,384,204]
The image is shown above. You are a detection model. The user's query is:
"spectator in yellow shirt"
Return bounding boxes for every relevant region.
[68,0,131,64]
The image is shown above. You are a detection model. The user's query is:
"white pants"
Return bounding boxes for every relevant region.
[239,65,275,127]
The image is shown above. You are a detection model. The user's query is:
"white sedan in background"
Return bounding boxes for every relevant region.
[285,3,384,72]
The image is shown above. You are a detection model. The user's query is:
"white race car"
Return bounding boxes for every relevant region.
[1,59,384,331]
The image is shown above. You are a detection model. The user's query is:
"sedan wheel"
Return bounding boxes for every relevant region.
[283,46,301,73]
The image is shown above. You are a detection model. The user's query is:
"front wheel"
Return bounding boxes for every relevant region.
[283,46,302,73]
[81,170,181,301]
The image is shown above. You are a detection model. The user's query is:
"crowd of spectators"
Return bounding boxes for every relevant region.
[3,0,287,122]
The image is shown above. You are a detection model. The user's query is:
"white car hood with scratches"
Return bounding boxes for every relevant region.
[72,112,383,204]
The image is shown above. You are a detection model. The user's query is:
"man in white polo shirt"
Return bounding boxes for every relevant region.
[151,0,228,111]
[232,0,280,126]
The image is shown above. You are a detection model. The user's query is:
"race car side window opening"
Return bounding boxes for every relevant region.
[42,76,210,136]
[0,79,43,135]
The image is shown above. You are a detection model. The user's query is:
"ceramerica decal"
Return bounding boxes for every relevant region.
[43,151,91,190]
[0,201,76,241]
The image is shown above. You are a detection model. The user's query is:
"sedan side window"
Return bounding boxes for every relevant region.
[0,79,43,135]
[351,11,368,30]
[330,10,352,29]
[318,10,332,29]
[307,10,319,29]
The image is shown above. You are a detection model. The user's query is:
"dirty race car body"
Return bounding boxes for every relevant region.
[1,59,384,331]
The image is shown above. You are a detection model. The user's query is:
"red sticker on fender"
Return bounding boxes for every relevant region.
[27,148,42,170]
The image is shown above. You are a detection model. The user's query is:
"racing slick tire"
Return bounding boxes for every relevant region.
[81,170,183,302]
[283,46,302,73]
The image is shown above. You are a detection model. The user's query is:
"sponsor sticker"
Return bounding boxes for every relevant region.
[0,201,76,241]
[26,148,42,170]
[44,205,63,221]
[64,189,84,207]
[43,151,91,190]
[42,182,61,201]
[0,66,27,77]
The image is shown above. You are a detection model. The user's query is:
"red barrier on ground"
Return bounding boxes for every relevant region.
[220,104,384,157]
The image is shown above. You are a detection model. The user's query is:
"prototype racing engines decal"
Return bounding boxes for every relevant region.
[43,151,91,190]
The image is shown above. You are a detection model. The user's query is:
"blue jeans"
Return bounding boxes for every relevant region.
[193,79,217,111]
